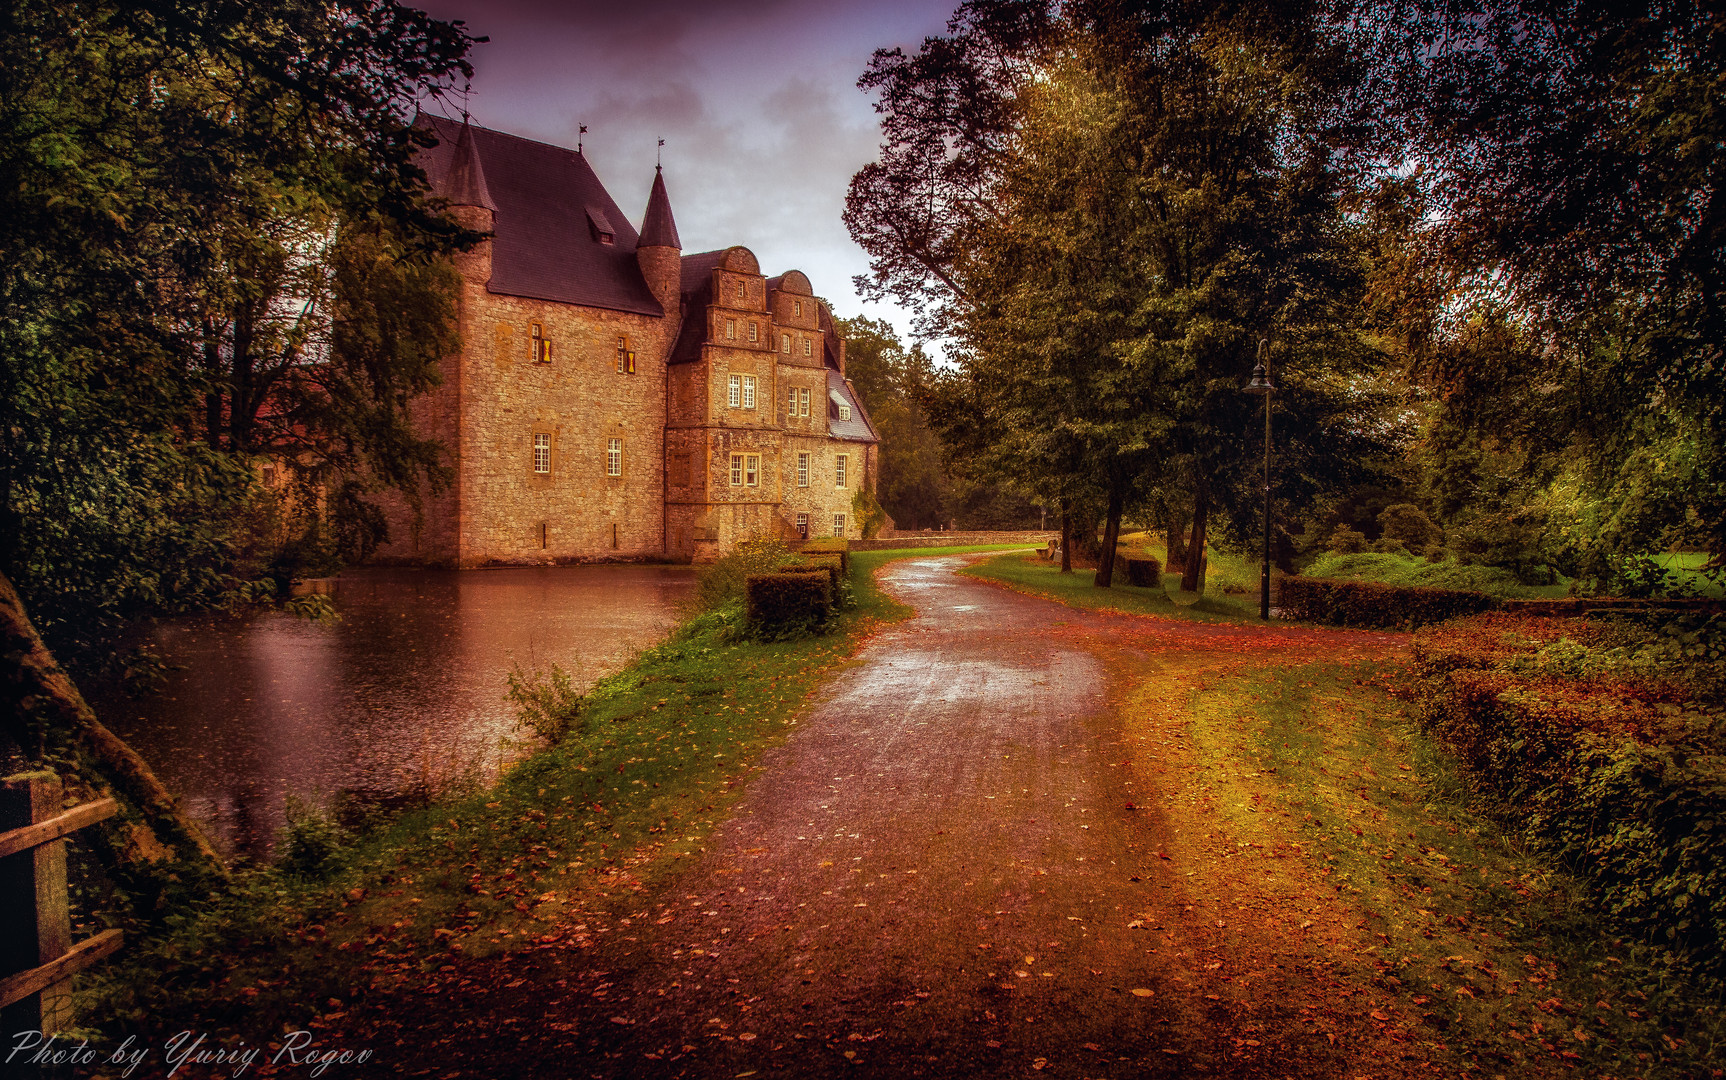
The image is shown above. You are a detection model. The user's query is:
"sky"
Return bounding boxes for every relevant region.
[414,0,961,344]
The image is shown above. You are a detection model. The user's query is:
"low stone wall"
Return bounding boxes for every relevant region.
[851,531,1056,551]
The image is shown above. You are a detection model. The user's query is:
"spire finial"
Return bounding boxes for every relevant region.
[458,81,472,124]
[578,124,587,154]
[657,137,665,169]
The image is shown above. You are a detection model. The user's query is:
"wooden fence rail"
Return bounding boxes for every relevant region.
[0,772,123,1035]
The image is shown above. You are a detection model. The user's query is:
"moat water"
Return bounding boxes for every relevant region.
[94,565,698,860]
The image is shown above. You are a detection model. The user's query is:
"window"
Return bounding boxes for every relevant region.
[606,437,622,477]
[531,322,552,364]
[736,280,745,301]
[781,333,791,354]
[748,322,758,343]
[727,374,741,408]
[785,386,796,421]
[833,514,846,537]
[835,453,848,488]
[616,336,634,374]
[797,452,810,487]
[725,318,736,340]
[839,404,852,422]
[532,432,551,474]
[799,388,811,417]
[795,513,808,538]
[802,337,812,357]
[794,300,803,317]
[730,453,759,486]
[741,375,757,409]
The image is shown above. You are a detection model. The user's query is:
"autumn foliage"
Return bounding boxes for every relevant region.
[1411,614,1726,980]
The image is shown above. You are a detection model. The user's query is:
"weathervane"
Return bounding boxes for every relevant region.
[458,82,472,124]
[657,138,665,169]
[578,124,587,154]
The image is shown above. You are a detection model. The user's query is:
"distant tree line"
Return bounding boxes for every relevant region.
[846,0,1725,592]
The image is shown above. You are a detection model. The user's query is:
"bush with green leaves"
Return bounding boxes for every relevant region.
[1328,524,1368,554]
[694,539,794,611]
[1377,502,1444,553]
[506,662,584,744]
[744,571,832,637]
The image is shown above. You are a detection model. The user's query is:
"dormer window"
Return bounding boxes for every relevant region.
[840,404,852,422]
[586,206,615,245]
[616,335,635,374]
[531,322,552,364]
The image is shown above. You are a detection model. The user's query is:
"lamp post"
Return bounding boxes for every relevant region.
[1245,339,1273,620]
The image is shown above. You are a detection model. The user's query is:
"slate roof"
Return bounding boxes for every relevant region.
[668,250,730,365]
[827,369,878,443]
[418,113,662,317]
[640,169,680,249]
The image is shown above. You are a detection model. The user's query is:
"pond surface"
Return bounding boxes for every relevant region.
[94,566,698,860]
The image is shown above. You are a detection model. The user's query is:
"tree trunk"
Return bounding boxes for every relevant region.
[1166,502,1189,574]
[1180,485,1210,594]
[0,570,226,873]
[1059,500,1072,574]
[1094,483,1126,588]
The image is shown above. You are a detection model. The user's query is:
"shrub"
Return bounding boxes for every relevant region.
[277,797,349,879]
[1279,576,1497,628]
[1378,502,1444,551]
[1124,556,1161,588]
[506,661,584,743]
[1411,615,1726,980]
[1328,524,1368,554]
[801,537,850,575]
[696,539,792,610]
[745,571,831,634]
[1368,537,1410,556]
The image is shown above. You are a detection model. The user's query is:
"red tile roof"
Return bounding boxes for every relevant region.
[418,113,663,317]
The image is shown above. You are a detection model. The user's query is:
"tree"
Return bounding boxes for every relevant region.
[0,0,479,869]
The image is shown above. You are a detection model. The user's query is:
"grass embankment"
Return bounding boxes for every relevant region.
[1173,660,1722,1078]
[1304,552,1574,599]
[76,544,1025,1053]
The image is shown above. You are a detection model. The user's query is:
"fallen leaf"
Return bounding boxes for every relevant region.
[1131,988,1154,998]
[1371,1010,1390,1022]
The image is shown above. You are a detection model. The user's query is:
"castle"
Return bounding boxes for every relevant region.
[373,115,880,566]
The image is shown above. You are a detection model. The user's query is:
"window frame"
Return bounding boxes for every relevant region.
[744,453,760,487]
[727,374,741,408]
[725,318,736,341]
[793,300,803,317]
[741,374,757,409]
[797,451,810,487]
[730,454,743,486]
[531,322,552,364]
[781,333,790,354]
[835,453,848,488]
[616,335,635,374]
[532,432,552,474]
[785,386,796,421]
[606,437,623,478]
[748,322,758,343]
[802,337,812,357]
[795,512,808,539]
[833,513,846,537]
[799,388,811,417]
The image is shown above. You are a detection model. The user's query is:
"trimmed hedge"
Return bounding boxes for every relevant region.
[1412,623,1726,979]
[1124,556,1161,588]
[781,555,843,599]
[801,537,850,575]
[1279,576,1497,628]
[745,571,831,630]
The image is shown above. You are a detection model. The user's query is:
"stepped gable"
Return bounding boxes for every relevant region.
[418,113,662,317]
[670,248,758,364]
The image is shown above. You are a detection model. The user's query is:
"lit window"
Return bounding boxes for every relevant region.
[797,452,810,487]
[833,513,846,537]
[794,300,803,317]
[839,404,851,422]
[727,374,741,408]
[616,336,635,374]
[795,512,808,538]
[532,432,551,474]
[799,388,811,417]
[730,454,743,486]
[531,323,552,364]
[802,337,812,357]
[748,322,758,343]
[835,454,848,488]
[742,375,757,409]
[781,333,790,354]
[725,318,736,340]
[606,437,622,477]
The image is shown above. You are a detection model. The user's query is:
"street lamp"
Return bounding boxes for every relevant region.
[1245,339,1273,620]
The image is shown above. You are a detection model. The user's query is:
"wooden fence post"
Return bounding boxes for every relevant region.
[0,772,122,1036]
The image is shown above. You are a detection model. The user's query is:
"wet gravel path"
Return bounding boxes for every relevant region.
[341,556,1419,1078]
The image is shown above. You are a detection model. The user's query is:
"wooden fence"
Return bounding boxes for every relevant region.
[0,772,123,1035]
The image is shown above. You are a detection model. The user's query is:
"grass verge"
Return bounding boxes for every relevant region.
[72,544,1025,1054]
[1182,659,1722,1078]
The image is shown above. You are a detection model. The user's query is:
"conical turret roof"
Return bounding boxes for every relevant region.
[444,119,496,211]
[639,167,681,249]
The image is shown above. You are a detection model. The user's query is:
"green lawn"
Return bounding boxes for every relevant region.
[960,549,1261,623]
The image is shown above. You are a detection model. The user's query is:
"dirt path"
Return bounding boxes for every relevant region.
[335,556,1434,1078]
